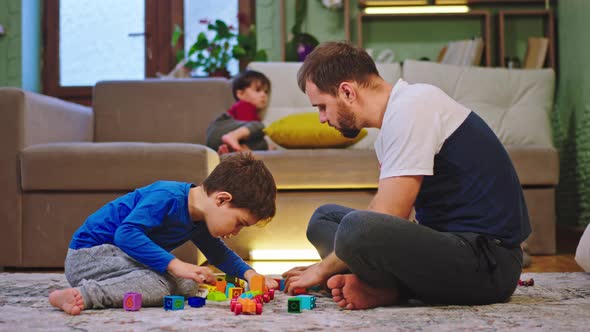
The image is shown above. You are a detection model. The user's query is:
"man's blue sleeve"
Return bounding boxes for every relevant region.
[113,195,176,273]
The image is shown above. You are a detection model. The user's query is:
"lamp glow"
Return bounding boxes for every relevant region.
[364,5,469,15]
[250,261,317,276]
[249,249,321,261]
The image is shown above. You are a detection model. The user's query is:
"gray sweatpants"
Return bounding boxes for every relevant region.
[65,244,199,309]
[307,204,523,305]
[206,113,268,151]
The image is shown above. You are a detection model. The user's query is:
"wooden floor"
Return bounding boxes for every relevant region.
[523,225,584,273]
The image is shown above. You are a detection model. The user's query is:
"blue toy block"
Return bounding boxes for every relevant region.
[188,296,206,308]
[296,295,316,310]
[163,295,184,310]
[279,279,286,291]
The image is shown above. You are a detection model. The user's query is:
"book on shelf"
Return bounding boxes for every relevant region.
[523,37,549,69]
[439,38,483,66]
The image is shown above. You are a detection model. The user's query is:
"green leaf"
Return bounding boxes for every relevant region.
[254,50,268,61]
[171,24,183,47]
[175,49,185,62]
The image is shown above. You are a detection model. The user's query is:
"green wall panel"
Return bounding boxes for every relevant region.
[0,0,22,87]
[555,0,590,228]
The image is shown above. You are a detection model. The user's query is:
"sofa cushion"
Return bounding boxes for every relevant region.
[20,142,219,191]
[506,145,559,186]
[264,112,368,148]
[402,60,555,147]
[253,149,380,189]
[93,79,234,145]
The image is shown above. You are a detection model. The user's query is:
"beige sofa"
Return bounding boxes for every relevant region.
[0,60,557,268]
[0,80,227,267]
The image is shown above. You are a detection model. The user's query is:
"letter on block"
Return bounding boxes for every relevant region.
[123,292,142,311]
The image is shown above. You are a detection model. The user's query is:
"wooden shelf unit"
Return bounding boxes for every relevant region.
[498,9,555,69]
[357,10,492,66]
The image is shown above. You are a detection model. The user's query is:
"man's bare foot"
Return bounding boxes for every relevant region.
[327,274,399,310]
[217,144,230,155]
[221,134,242,152]
[49,288,85,315]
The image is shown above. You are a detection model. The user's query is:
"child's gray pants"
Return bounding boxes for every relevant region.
[307,204,524,305]
[65,244,199,309]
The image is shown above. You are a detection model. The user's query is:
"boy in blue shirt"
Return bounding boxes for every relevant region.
[49,152,277,315]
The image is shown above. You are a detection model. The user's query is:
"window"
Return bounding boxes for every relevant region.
[43,0,254,105]
[59,0,145,86]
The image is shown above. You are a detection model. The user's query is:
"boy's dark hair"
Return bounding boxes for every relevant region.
[232,70,271,101]
[297,41,379,96]
[202,152,277,224]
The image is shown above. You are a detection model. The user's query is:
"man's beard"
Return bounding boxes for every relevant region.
[336,99,361,138]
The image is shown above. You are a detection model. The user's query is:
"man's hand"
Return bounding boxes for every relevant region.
[167,258,216,285]
[282,262,326,294]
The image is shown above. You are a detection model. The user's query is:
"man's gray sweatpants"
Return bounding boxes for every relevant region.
[307,204,523,305]
[65,244,199,309]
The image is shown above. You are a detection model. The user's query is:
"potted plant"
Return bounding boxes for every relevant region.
[172,17,267,78]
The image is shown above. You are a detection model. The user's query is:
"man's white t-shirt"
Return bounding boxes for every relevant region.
[372,79,530,247]
[375,79,470,179]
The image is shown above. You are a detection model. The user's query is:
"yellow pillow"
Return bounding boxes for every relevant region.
[264,112,368,149]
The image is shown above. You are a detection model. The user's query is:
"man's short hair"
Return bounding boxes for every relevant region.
[232,70,271,101]
[202,152,277,224]
[297,41,379,96]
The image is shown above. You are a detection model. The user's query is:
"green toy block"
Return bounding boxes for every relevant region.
[207,291,227,302]
[288,297,301,313]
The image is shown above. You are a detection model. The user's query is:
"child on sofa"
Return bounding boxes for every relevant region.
[49,152,278,315]
[206,70,272,154]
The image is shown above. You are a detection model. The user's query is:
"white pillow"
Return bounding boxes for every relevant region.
[575,223,590,272]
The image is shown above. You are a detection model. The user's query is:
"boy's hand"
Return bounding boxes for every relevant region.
[167,258,216,285]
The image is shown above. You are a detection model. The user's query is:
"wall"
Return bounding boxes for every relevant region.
[0,0,41,91]
[554,0,590,228]
[0,0,22,87]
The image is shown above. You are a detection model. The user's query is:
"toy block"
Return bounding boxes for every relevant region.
[123,292,142,311]
[226,275,246,288]
[279,279,286,291]
[216,275,225,282]
[163,295,184,310]
[207,291,227,302]
[216,280,227,293]
[232,298,262,315]
[287,297,301,313]
[229,287,244,299]
[225,282,235,297]
[188,296,206,308]
[250,275,265,293]
[293,287,307,295]
[296,295,316,310]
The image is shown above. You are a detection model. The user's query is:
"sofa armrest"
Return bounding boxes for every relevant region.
[0,88,92,267]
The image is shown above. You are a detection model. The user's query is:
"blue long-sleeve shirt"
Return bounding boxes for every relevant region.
[70,181,252,278]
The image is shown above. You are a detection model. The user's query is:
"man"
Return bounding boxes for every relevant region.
[283,42,529,309]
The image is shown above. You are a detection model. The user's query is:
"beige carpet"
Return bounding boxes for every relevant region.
[1,272,589,331]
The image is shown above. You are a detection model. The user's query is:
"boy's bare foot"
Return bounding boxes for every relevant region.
[327,274,399,310]
[49,288,85,315]
[221,134,242,152]
[217,144,230,155]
